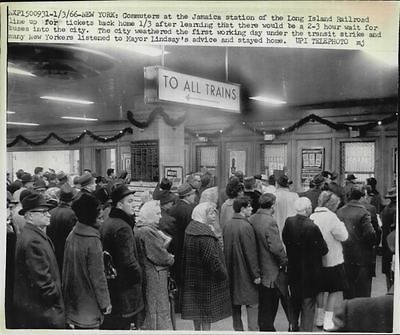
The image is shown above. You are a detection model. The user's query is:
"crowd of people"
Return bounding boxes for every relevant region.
[5,166,396,332]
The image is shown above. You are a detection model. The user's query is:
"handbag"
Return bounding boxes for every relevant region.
[103,250,117,280]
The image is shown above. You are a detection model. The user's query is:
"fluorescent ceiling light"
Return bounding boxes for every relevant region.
[61,116,98,121]
[40,96,94,105]
[363,51,397,67]
[8,66,36,77]
[250,96,286,105]
[6,111,16,114]
[7,121,39,126]
[114,45,169,57]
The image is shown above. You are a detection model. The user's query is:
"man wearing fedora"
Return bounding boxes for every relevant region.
[381,187,397,291]
[75,173,96,198]
[100,184,144,330]
[13,172,34,202]
[169,183,197,311]
[47,183,78,275]
[13,193,65,328]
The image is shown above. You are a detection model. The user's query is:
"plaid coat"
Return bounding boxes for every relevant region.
[181,220,231,323]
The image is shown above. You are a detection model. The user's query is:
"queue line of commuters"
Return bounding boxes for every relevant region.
[5,167,396,332]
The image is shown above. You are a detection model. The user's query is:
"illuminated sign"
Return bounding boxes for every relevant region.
[144,66,240,113]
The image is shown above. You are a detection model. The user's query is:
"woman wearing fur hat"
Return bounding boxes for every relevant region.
[181,202,231,331]
[63,194,111,329]
[135,200,175,330]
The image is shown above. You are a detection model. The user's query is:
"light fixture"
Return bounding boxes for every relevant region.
[61,116,98,121]
[114,45,169,57]
[40,96,94,104]
[249,96,286,105]
[7,121,39,126]
[8,65,36,77]
[6,111,16,114]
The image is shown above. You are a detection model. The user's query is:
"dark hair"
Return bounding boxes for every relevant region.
[259,193,276,209]
[225,176,244,199]
[106,168,114,176]
[34,167,43,175]
[268,175,276,186]
[200,171,212,187]
[349,188,363,200]
[160,177,172,190]
[233,196,251,213]
[119,170,128,179]
[16,169,25,179]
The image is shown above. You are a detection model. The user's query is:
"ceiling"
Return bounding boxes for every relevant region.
[6,43,398,132]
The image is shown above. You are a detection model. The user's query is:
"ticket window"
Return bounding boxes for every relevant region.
[261,144,288,177]
[341,141,375,183]
[195,145,218,183]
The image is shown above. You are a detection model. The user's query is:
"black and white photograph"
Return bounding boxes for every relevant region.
[2,1,398,333]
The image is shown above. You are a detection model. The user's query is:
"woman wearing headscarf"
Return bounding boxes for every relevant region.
[134,200,175,330]
[181,202,231,331]
[310,191,348,331]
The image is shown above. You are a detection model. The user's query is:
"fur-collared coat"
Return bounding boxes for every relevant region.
[181,220,231,322]
[13,223,65,328]
[100,207,143,317]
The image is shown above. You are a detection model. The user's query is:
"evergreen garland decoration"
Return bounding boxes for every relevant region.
[7,128,133,147]
[126,106,186,128]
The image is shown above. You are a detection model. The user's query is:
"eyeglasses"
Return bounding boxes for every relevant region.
[30,209,50,214]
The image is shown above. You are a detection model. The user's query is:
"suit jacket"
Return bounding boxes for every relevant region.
[14,223,65,328]
[332,291,393,332]
[249,209,287,287]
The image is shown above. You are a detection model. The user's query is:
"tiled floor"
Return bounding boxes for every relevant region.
[175,256,389,332]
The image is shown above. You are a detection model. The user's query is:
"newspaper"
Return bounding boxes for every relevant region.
[1,0,398,333]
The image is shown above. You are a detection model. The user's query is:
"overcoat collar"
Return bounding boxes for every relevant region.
[109,207,135,228]
[73,222,100,238]
[24,223,55,250]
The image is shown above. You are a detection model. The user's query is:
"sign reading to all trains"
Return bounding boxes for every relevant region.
[144,66,240,113]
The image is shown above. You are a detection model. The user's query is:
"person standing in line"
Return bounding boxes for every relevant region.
[135,200,175,330]
[75,173,97,198]
[169,183,197,312]
[220,176,244,231]
[274,175,299,236]
[181,202,231,331]
[327,171,346,208]
[63,194,111,329]
[13,193,65,328]
[249,193,293,332]
[186,172,202,205]
[7,168,24,195]
[337,188,376,299]
[47,183,77,275]
[298,174,326,212]
[310,191,349,331]
[223,196,261,331]
[13,172,34,202]
[282,197,328,332]
[366,177,383,214]
[100,185,144,330]
[243,176,262,214]
[344,174,357,203]
[381,187,396,291]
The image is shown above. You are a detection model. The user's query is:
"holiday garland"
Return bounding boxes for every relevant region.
[7,110,397,147]
[7,128,132,147]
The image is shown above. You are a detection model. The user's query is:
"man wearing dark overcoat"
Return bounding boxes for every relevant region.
[169,183,197,309]
[47,183,77,274]
[100,184,143,329]
[282,197,328,332]
[249,193,292,331]
[223,196,261,331]
[13,193,65,328]
[337,188,376,299]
